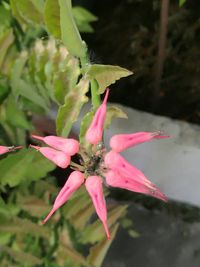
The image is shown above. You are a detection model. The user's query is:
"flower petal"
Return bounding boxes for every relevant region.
[32,135,79,155]
[110,131,169,152]
[86,89,109,145]
[105,150,154,187]
[0,145,22,155]
[43,171,85,223]
[85,175,110,239]
[30,145,70,168]
[106,170,167,202]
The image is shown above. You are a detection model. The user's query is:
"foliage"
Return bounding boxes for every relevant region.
[0,0,134,266]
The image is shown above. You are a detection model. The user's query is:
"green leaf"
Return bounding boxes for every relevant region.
[72,6,98,23]
[1,245,43,265]
[105,105,128,128]
[0,149,35,187]
[0,217,50,238]
[14,0,43,24]
[0,149,55,187]
[79,205,127,244]
[0,198,20,218]
[17,195,51,217]
[58,0,86,57]
[87,224,119,267]
[56,78,89,137]
[87,64,133,94]
[44,0,61,38]
[179,0,186,6]
[5,96,31,129]
[0,29,14,68]
[72,6,97,33]
[0,232,12,245]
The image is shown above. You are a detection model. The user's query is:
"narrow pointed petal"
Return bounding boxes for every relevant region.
[30,145,70,168]
[105,150,155,187]
[106,170,167,202]
[86,89,109,145]
[110,131,169,152]
[43,171,85,224]
[85,176,110,239]
[32,135,79,155]
[0,145,22,155]
[0,146,9,155]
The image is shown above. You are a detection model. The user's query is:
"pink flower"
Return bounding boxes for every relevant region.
[30,135,79,168]
[30,145,70,168]
[31,135,79,155]
[110,131,169,152]
[34,90,168,239]
[42,171,85,224]
[86,89,109,144]
[0,145,22,155]
[85,176,110,239]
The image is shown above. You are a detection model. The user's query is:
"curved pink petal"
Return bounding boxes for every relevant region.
[110,131,169,152]
[86,89,109,145]
[32,135,79,155]
[0,146,22,155]
[106,170,167,202]
[43,171,85,223]
[30,145,70,168]
[85,175,110,239]
[104,150,155,187]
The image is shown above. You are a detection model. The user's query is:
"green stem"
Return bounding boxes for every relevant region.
[80,55,101,109]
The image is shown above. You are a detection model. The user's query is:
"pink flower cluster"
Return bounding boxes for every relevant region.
[30,89,168,239]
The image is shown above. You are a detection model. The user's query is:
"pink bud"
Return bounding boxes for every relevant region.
[104,150,154,187]
[86,89,109,145]
[30,145,70,168]
[0,146,22,155]
[106,170,167,202]
[43,171,85,223]
[32,135,79,155]
[110,131,169,152]
[85,176,110,239]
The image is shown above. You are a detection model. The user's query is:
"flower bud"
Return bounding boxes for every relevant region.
[30,145,70,168]
[0,146,22,155]
[86,89,109,145]
[110,131,169,152]
[32,135,79,155]
[43,171,85,223]
[104,150,153,187]
[106,170,167,202]
[85,176,110,239]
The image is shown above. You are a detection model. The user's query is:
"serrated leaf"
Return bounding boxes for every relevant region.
[105,105,128,128]
[17,195,51,217]
[0,198,20,218]
[58,0,86,57]
[14,0,43,24]
[56,78,89,137]
[0,217,50,238]
[1,245,43,265]
[79,205,127,244]
[87,64,133,94]
[44,0,61,38]
[87,223,119,267]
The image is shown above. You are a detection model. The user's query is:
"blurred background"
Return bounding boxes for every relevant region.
[0,0,200,266]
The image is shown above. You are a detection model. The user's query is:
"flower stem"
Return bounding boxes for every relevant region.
[80,55,101,109]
